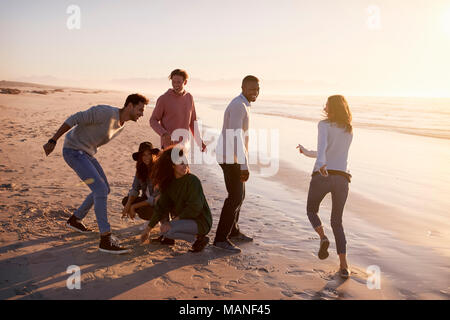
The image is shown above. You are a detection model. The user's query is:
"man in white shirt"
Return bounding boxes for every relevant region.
[214,75,260,252]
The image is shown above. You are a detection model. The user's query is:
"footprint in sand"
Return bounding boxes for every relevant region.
[203,281,231,297]
[291,290,315,299]
[256,267,271,276]
[281,290,296,298]
[240,272,261,285]
[286,268,315,276]
[317,287,341,300]
[224,280,246,294]
[193,265,214,275]
[191,274,204,280]
[398,288,418,299]
[313,269,335,281]
[0,183,15,190]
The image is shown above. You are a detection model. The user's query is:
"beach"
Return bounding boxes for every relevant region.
[0,81,448,300]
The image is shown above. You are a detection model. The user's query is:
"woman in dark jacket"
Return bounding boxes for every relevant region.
[140,146,212,253]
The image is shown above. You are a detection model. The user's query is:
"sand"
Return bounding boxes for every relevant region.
[0,82,446,300]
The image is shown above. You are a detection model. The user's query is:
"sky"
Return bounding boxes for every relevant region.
[1,0,450,97]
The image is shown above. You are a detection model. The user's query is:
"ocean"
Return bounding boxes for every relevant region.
[190,93,450,294]
[194,93,450,250]
[249,95,450,139]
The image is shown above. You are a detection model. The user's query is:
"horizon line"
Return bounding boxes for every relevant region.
[2,79,450,100]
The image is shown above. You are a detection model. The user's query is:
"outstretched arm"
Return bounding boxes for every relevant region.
[43,106,103,156]
[43,122,71,156]
[297,144,318,158]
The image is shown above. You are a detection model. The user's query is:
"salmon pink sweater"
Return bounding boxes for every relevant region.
[149,89,202,148]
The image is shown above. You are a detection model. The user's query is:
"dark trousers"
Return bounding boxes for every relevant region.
[214,163,245,242]
[122,196,153,221]
[306,174,349,254]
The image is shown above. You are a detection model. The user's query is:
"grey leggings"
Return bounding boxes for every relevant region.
[306,174,349,254]
[162,219,198,243]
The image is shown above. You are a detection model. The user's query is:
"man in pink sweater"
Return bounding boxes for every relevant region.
[150,69,206,151]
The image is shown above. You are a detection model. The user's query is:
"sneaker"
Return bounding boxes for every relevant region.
[66,215,92,233]
[160,236,175,245]
[151,235,175,245]
[213,240,241,253]
[339,267,351,279]
[99,233,131,254]
[230,231,253,242]
[190,236,209,253]
[318,237,330,260]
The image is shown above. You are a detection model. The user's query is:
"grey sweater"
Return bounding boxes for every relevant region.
[63,105,124,156]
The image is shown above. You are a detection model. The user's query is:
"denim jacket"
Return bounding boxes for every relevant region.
[128,175,159,206]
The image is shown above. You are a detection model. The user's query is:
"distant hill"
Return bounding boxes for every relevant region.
[0,80,64,89]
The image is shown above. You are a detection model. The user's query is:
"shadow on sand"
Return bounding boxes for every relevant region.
[0,223,235,300]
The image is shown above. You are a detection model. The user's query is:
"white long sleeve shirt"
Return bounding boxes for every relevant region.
[300,120,353,173]
[215,94,251,170]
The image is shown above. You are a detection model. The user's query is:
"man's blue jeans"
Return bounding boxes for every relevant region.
[63,148,111,234]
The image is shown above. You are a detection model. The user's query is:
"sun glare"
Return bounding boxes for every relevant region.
[443,8,450,35]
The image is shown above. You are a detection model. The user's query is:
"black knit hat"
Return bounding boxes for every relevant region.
[132,142,160,161]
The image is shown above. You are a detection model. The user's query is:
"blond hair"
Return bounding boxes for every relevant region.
[326,95,353,133]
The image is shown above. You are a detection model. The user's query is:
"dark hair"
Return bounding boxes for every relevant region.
[124,93,149,108]
[136,151,155,182]
[325,95,353,133]
[151,146,188,192]
[169,69,189,81]
[242,75,259,87]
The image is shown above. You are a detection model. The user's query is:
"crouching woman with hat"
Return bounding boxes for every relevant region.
[121,142,161,222]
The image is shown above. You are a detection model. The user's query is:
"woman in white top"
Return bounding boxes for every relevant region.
[297,95,353,279]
